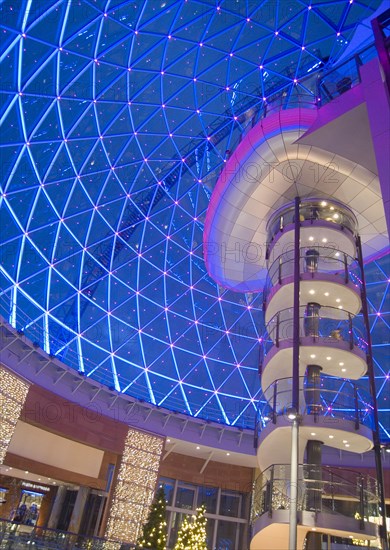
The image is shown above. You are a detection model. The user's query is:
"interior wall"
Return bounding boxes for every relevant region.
[160,452,254,493]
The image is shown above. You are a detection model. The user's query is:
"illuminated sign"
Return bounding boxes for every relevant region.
[21,482,50,492]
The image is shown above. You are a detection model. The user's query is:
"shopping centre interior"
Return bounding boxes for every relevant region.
[0,1,389,549]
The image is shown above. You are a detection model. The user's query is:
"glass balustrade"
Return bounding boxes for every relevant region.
[263,246,362,305]
[0,519,128,549]
[251,464,379,522]
[260,306,368,365]
[266,199,358,249]
[255,374,374,431]
[317,43,377,106]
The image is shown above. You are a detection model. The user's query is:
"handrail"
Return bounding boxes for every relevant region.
[0,518,130,548]
[251,463,380,524]
[317,42,378,106]
[255,373,374,433]
[0,299,257,429]
[266,198,359,248]
[257,463,378,489]
[259,305,368,367]
[263,245,362,305]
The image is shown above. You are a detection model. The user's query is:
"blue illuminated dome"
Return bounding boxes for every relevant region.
[0,0,388,434]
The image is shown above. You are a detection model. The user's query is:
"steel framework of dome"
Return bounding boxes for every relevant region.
[0,0,389,436]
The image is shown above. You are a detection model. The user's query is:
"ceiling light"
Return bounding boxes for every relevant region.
[226,452,230,456]
[328,435,334,439]
[311,432,316,436]
[343,440,348,444]
[342,368,347,372]
[321,201,327,206]
[345,443,350,447]
[334,252,340,257]
[339,362,344,366]
[326,356,331,360]
[336,298,341,303]
[309,289,315,295]
[309,236,314,241]
[310,354,316,359]
[196,446,200,450]
[167,438,171,442]
[330,206,335,211]
[322,238,327,243]
[324,292,329,296]
[338,305,343,309]
[333,213,339,220]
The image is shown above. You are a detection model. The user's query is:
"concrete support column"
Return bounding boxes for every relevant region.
[68,486,90,534]
[47,485,68,529]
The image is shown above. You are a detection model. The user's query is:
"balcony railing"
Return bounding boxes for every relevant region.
[263,246,362,306]
[266,198,359,250]
[255,374,374,433]
[0,296,257,429]
[0,519,131,549]
[251,464,379,525]
[260,306,368,367]
[317,43,378,106]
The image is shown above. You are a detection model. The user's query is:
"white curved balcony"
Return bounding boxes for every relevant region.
[260,306,368,389]
[255,375,374,469]
[264,247,362,322]
[250,464,380,550]
[266,198,358,264]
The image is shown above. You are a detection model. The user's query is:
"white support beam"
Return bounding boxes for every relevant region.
[181,419,189,433]
[163,413,172,428]
[163,442,177,461]
[89,388,102,403]
[200,451,214,474]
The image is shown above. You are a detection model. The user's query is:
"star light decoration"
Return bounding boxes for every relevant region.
[0,0,388,433]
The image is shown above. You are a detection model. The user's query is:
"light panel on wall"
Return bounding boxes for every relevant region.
[0,368,29,465]
[104,428,163,544]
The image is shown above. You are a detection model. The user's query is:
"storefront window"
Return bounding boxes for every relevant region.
[0,488,7,505]
[206,518,215,548]
[159,477,175,506]
[220,491,241,518]
[57,489,77,531]
[13,490,43,526]
[168,511,187,547]
[159,477,249,550]
[197,486,218,514]
[79,492,106,537]
[175,483,195,510]
[216,519,239,549]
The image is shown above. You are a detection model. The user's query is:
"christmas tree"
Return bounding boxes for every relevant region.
[174,505,208,550]
[137,485,167,550]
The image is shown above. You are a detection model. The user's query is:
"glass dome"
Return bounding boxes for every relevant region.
[0,0,388,435]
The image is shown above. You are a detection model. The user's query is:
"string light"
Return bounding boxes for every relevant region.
[0,368,29,465]
[104,429,163,544]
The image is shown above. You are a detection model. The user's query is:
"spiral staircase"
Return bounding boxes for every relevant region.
[251,199,382,550]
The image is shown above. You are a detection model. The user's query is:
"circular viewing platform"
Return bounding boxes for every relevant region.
[266,198,358,258]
